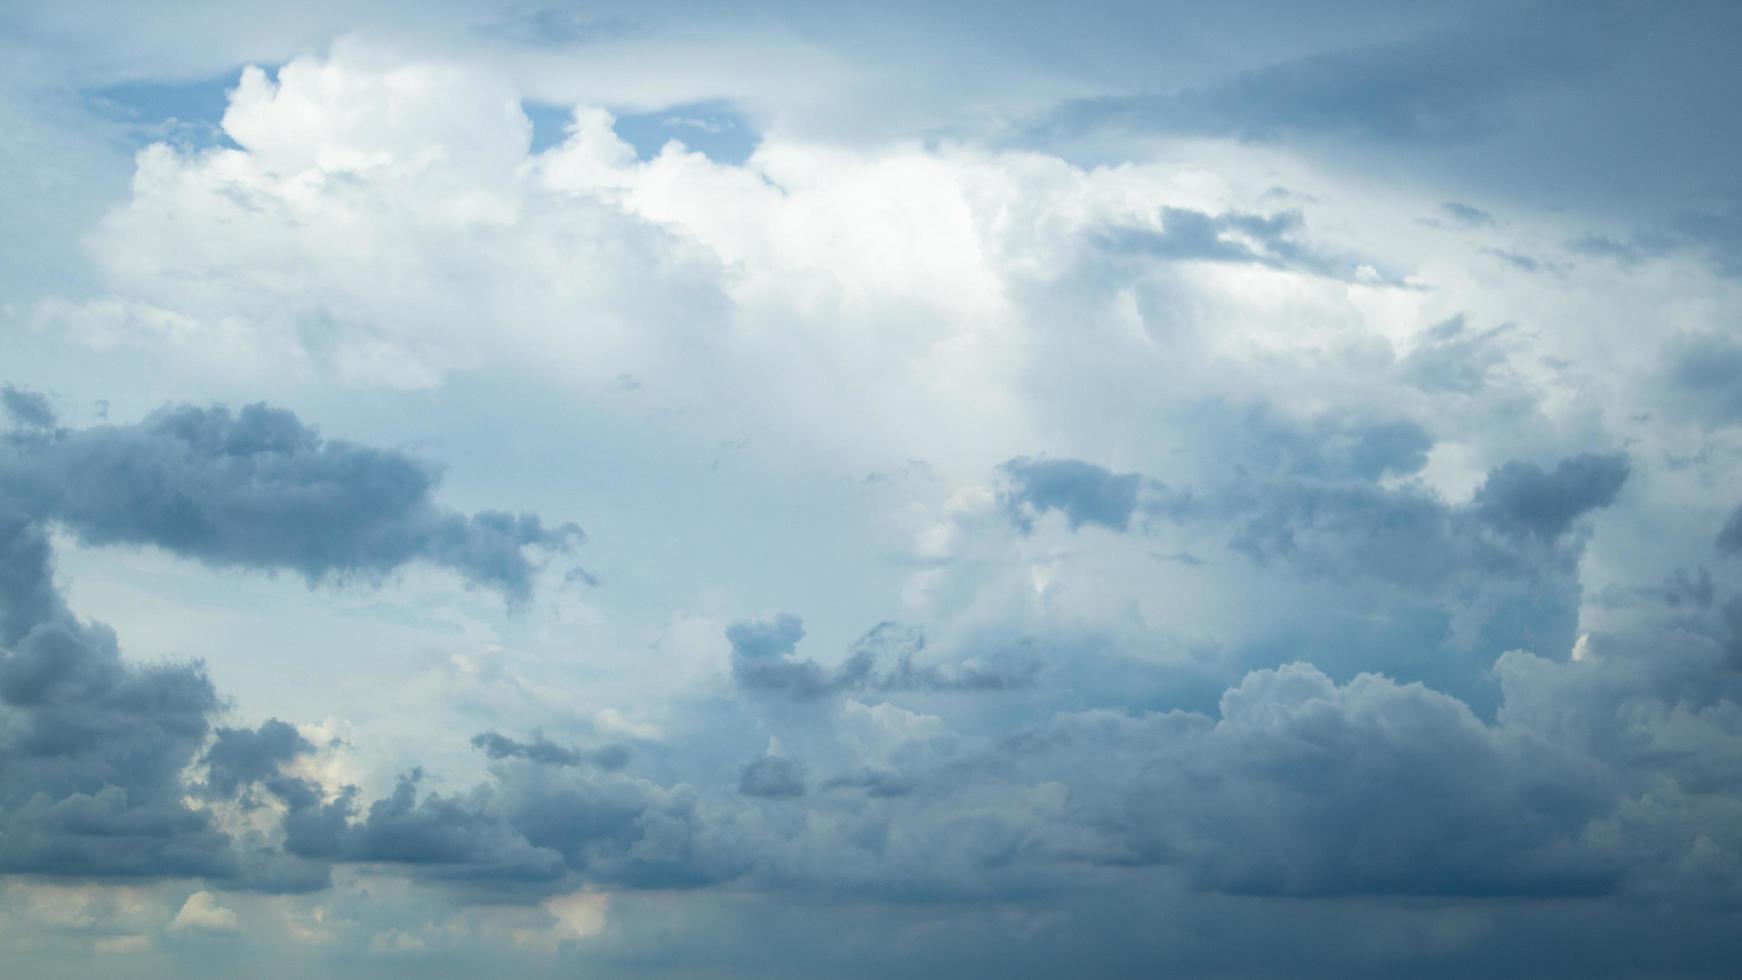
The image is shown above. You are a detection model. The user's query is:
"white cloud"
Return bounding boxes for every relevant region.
[168,891,240,936]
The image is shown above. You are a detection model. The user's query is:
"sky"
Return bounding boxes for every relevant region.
[1,1,1741,976]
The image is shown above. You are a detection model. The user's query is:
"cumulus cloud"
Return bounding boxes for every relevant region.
[1166,664,1618,897]
[275,762,739,891]
[5,11,1742,977]
[203,719,312,798]
[0,396,577,889]
[0,511,235,881]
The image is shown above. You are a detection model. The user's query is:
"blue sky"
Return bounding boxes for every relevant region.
[2,2,1741,976]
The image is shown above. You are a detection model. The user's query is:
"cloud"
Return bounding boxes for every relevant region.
[167,890,238,935]
[1090,663,1621,897]
[728,617,1039,701]
[202,719,312,798]
[1398,316,1514,395]
[1,385,56,430]
[1440,201,1495,227]
[1095,207,1348,277]
[1665,332,1742,424]
[471,732,631,771]
[1046,22,1588,145]
[0,397,578,890]
[999,457,1144,533]
[1720,506,1742,557]
[0,402,582,603]
[725,614,807,660]
[266,751,742,891]
[1470,453,1630,543]
[0,511,235,882]
[739,756,806,799]
[992,444,1624,599]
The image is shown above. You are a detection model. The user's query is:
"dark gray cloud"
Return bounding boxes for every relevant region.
[1,385,56,430]
[471,731,631,770]
[989,440,1624,712]
[999,457,1144,533]
[1036,663,1621,898]
[739,756,806,799]
[0,396,580,890]
[729,617,1040,701]
[999,438,1622,597]
[1227,452,1626,597]
[277,761,741,891]
[1470,453,1630,543]
[998,408,1434,543]
[347,771,570,882]
[0,511,231,881]
[203,719,311,798]
[0,402,582,603]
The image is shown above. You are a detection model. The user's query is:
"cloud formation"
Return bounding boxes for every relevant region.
[0,396,579,892]
[0,401,581,602]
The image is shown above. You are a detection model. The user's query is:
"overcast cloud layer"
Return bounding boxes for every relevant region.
[2,2,1741,977]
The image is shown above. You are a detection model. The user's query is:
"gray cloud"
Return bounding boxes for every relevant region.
[280,760,741,891]
[470,731,631,770]
[739,756,806,799]
[821,767,916,798]
[1665,332,1742,425]
[1095,207,1347,277]
[0,396,580,891]
[0,385,56,430]
[1470,453,1630,543]
[1046,21,1587,146]
[1720,506,1742,558]
[0,510,247,883]
[1398,316,1513,394]
[725,613,807,660]
[729,617,1040,701]
[203,719,312,798]
[1440,201,1495,227]
[0,402,582,603]
[1190,402,1434,483]
[999,457,1144,533]
[1057,663,1622,898]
